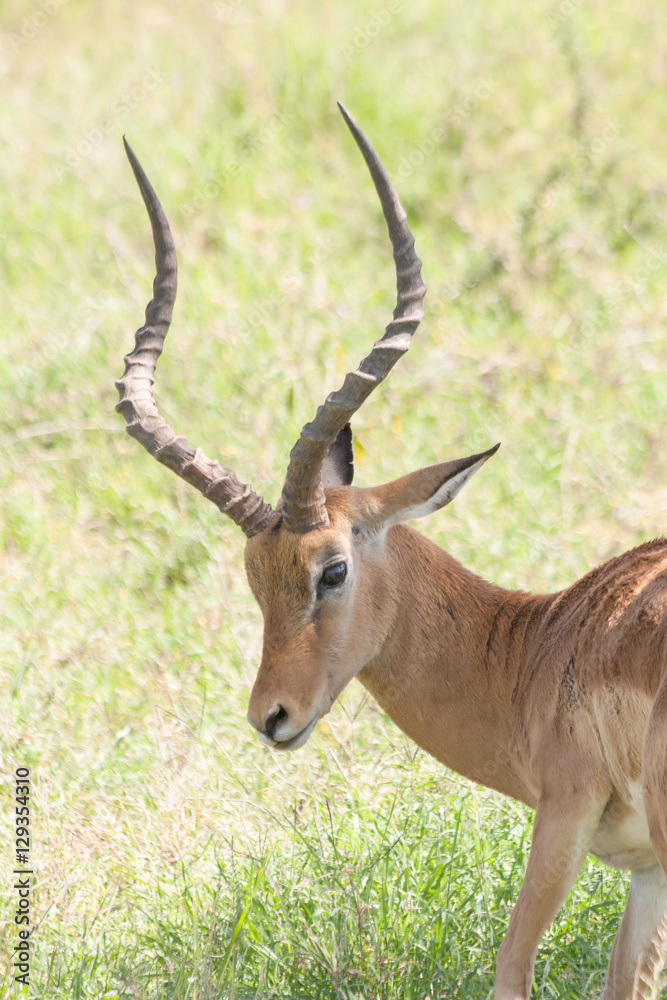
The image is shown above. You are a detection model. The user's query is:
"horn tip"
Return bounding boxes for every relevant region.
[337,101,355,130]
[123,135,139,170]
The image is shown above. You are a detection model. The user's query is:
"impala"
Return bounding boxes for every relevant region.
[116,105,667,999]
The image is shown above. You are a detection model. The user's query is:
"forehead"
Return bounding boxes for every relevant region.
[244,507,352,597]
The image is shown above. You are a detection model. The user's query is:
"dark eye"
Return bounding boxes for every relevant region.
[319,561,347,589]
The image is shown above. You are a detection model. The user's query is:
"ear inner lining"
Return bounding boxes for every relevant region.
[321,424,354,489]
[366,443,500,530]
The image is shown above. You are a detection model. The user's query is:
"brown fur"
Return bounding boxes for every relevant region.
[246,476,667,999]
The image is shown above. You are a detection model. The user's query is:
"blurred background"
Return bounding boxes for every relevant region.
[1,0,667,996]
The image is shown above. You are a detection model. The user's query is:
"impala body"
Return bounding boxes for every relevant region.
[116,106,667,999]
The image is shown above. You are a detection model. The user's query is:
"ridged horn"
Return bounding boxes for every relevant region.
[280,103,427,534]
[115,138,274,538]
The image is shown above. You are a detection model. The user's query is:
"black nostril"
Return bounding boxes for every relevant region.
[264,704,288,740]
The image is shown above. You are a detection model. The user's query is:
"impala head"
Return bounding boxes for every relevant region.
[116,103,498,751]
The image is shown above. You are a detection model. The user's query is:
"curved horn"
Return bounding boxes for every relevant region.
[281,103,427,534]
[115,139,274,538]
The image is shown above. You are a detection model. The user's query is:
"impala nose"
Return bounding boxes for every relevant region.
[264,704,288,741]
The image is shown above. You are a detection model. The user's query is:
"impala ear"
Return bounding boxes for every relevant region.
[360,443,500,530]
[322,423,354,488]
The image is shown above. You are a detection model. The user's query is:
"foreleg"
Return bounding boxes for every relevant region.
[495,793,605,1000]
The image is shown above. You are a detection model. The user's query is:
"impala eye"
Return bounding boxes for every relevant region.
[319,561,347,589]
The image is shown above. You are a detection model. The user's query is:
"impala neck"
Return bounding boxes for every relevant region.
[357,524,553,806]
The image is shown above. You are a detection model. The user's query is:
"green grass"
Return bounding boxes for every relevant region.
[1,0,667,996]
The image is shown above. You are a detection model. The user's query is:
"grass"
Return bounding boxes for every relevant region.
[1,0,667,996]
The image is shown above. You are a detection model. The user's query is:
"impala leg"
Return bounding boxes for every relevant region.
[494,794,604,1000]
[601,865,667,1000]
[644,679,667,876]
[616,680,667,998]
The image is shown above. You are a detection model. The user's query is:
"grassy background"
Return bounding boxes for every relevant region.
[1,0,667,996]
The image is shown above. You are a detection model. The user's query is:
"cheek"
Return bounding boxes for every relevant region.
[319,587,382,671]
[348,573,389,657]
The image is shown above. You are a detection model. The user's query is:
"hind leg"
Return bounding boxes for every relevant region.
[602,864,667,999]
[611,678,667,997]
[645,679,667,876]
